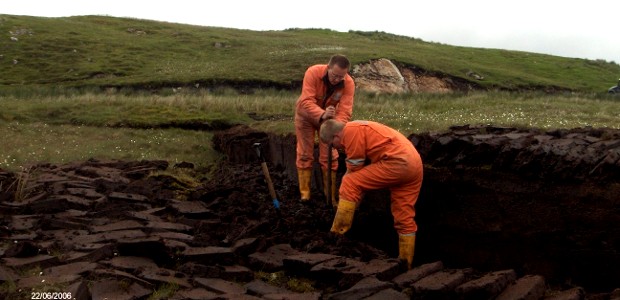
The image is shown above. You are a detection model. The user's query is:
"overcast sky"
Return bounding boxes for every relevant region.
[4,1,620,66]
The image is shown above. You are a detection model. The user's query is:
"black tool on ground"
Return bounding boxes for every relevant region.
[327,143,333,208]
[253,142,280,210]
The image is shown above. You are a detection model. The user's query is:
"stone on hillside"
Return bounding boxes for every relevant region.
[352,58,407,94]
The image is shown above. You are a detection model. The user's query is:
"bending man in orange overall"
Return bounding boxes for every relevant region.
[319,119,423,269]
[295,55,355,203]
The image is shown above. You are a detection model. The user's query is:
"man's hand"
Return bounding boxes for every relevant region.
[323,106,336,120]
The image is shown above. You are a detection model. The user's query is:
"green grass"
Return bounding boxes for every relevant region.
[148,283,178,300]
[0,122,220,171]
[1,15,619,92]
[2,90,619,171]
[352,91,620,133]
[1,15,618,171]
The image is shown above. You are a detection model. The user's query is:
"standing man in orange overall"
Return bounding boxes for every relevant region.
[319,119,423,269]
[295,55,355,203]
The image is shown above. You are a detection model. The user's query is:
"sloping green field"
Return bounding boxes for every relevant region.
[1,14,619,92]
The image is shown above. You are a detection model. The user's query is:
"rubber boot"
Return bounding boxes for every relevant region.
[322,169,337,207]
[297,168,312,202]
[330,199,356,235]
[398,233,416,269]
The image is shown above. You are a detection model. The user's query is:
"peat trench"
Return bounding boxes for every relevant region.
[0,124,619,299]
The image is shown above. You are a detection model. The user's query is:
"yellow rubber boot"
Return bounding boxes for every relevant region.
[297,168,312,202]
[330,199,356,235]
[322,169,337,207]
[398,233,416,269]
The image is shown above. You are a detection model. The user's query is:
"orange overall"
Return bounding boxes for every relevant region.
[295,64,355,171]
[339,121,423,234]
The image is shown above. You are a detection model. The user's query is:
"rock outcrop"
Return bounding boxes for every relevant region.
[351,58,480,94]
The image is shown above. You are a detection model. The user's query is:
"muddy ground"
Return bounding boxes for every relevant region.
[213,124,620,292]
[1,124,620,299]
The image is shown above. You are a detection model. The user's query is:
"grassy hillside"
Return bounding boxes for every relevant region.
[1,14,619,92]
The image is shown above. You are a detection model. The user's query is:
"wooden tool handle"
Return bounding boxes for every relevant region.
[261,162,277,200]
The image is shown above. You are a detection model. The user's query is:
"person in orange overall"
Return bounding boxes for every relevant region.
[295,54,355,203]
[319,119,423,269]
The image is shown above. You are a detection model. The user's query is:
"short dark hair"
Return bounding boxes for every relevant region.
[320,119,345,143]
[328,54,350,69]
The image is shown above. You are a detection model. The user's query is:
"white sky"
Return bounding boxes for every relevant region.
[4,0,620,65]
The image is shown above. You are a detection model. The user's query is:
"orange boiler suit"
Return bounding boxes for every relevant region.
[295,64,355,171]
[339,120,423,234]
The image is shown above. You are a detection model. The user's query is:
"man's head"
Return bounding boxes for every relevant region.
[320,119,345,149]
[327,54,350,86]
